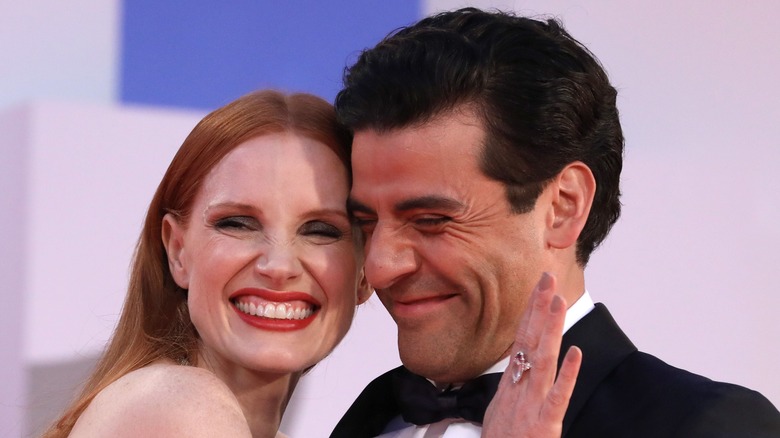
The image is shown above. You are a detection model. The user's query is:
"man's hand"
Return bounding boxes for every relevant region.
[483,272,582,437]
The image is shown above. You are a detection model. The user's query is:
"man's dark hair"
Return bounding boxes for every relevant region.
[336,7,624,265]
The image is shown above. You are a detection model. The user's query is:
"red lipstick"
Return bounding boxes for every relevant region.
[230,288,321,332]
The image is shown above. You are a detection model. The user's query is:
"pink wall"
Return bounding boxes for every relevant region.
[0,106,30,437]
[0,102,204,435]
[1,1,778,436]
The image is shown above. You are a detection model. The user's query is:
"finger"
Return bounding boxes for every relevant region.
[513,272,556,352]
[495,273,558,407]
[539,346,582,426]
[492,273,556,406]
[523,293,567,397]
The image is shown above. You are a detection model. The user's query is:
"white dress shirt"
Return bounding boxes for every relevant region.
[377,291,595,438]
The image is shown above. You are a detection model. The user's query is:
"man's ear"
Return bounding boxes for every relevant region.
[161,213,190,289]
[545,161,595,250]
[356,268,374,305]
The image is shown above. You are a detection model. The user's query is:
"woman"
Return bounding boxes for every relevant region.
[44,90,579,437]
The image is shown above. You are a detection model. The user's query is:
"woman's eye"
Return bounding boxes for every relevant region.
[214,216,258,231]
[301,221,344,240]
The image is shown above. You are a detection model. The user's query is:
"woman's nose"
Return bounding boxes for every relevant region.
[254,243,304,284]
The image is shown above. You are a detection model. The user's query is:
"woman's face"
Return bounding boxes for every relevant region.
[164,132,368,376]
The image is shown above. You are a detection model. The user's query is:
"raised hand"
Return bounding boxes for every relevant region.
[482,272,582,437]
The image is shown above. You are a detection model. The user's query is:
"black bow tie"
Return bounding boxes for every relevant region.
[392,368,502,425]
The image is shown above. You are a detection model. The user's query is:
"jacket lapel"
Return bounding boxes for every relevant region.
[330,367,404,437]
[560,303,637,436]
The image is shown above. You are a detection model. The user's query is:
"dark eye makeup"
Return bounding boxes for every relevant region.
[213,216,259,231]
[300,220,345,240]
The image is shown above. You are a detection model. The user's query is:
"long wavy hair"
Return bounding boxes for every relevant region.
[44,90,352,437]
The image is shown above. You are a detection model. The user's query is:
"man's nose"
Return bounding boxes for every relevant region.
[363,224,418,290]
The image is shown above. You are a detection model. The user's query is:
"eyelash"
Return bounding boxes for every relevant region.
[351,215,451,235]
[352,217,377,234]
[415,216,450,226]
[301,221,344,240]
[214,216,345,240]
[214,216,257,230]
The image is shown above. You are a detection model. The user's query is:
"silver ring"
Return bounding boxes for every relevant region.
[511,351,532,383]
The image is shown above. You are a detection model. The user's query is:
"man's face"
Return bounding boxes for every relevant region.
[349,109,550,383]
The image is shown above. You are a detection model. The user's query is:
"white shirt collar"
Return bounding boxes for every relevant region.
[564,289,595,334]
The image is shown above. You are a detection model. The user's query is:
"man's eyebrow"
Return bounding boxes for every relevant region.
[347,198,374,215]
[395,196,464,213]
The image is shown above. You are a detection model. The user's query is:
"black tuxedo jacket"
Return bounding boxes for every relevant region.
[331,304,780,437]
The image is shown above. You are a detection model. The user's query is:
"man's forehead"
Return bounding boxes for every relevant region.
[352,124,485,162]
[353,103,485,145]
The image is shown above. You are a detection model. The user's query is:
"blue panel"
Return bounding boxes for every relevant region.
[120,0,420,110]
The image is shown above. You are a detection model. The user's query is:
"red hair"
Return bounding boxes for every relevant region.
[44,90,351,437]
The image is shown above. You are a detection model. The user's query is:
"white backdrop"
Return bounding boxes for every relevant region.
[1,1,778,437]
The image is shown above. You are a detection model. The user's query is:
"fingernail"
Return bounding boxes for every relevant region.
[550,294,564,313]
[539,272,553,290]
[566,346,583,362]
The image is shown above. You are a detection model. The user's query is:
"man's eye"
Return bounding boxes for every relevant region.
[214,216,258,231]
[414,216,450,227]
[301,221,344,240]
[352,216,377,234]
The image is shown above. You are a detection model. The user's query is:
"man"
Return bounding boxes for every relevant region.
[330,8,780,437]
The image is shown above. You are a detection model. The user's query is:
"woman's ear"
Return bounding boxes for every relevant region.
[356,268,374,305]
[546,161,596,250]
[162,213,190,289]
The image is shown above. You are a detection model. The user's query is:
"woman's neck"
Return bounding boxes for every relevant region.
[195,352,301,438]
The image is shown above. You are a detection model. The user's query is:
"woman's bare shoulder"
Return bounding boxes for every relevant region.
[70,362,251,437]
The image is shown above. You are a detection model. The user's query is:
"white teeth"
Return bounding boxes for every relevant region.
[235,299,314,320]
